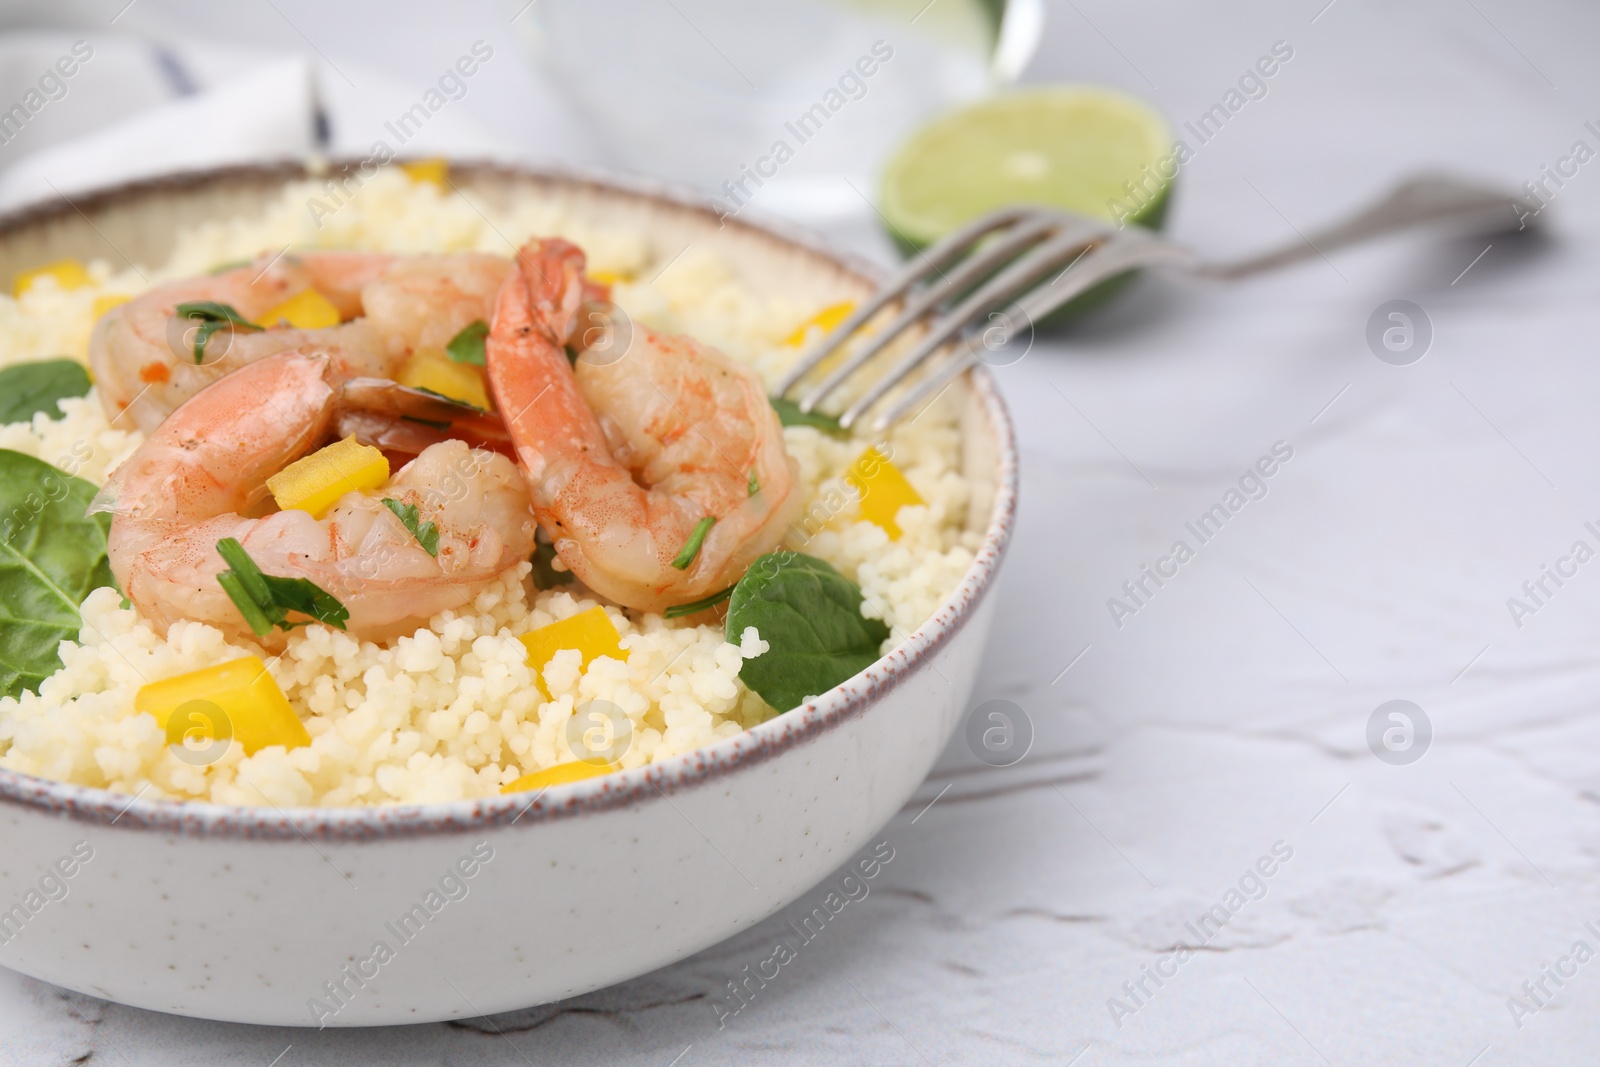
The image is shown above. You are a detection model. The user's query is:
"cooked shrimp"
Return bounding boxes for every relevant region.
[90,251,511,433]
[485,237,799,614]
[96,350,536,643]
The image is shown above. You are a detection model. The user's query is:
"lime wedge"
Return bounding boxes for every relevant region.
[880,85,1174,253]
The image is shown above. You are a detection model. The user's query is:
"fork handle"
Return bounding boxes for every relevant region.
[1202,173,1529,280]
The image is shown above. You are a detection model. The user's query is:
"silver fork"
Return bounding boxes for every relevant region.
[775,173,1533,431]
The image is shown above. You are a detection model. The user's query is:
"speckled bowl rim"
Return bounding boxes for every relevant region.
[0,160,1019,841]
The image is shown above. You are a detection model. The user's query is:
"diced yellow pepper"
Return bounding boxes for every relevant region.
[13,258,91,298]
[92,294,130,320]
[258,288,341,329]
[520,605,624,697]
[784,300,856,346]
[398,346,491,410]
[845,445,924,540]
[136,655,310,757]
[501,760,613,793]
[400,158,449,187]
[587,269,628,286]
[266,435,389,519]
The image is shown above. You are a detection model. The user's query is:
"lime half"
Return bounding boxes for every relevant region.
[881,86,1175,253]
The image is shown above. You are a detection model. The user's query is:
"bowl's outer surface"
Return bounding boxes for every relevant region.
[0,163,1017,1026]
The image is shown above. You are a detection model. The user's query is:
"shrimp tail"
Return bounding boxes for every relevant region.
[514,238,587,345]
[487,240,614,497]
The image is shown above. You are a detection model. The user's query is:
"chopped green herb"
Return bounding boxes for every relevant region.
[663,585,734,619]
[215,537,349,636]
[411,385,486,413]
[174,301,261,364]
[445,319,489,365]
[671,516,716,570]
[769,396,846,435]
[381,498,439,557]
[530,540,571,589]
[216,571,276,636]
[400,415,452,431]
[747,467,760,497]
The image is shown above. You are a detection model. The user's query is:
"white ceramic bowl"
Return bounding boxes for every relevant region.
[0,163,1018,1026]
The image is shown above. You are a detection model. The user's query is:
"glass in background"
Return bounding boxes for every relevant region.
[512,0,1043,226]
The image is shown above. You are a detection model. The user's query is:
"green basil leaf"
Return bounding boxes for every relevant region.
[769,396,846,435]
[382,498,439,557]
[445,320,488,365]
[0,450,114,697]
[724,552,889,713]
[0,360,93,425]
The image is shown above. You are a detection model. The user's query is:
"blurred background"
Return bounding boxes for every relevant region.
[0,0,1042,236]
[1,0,1590,262]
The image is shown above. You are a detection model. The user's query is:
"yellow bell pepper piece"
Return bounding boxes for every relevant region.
[92,294,130,320]
[398,346,491,410]
[784,300,856,346]
[587,269,628,286]
[257,288,341,329]
[13,258,91,298]
[400,158,449,187]
[136,655,310,757]
[520,605,624,697]
[501,760,613,793]
[845,445,924,540]
[266,435,389,519]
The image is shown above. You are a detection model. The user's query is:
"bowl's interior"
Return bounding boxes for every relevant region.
[0,161,1013,826]
[2,162,871,317]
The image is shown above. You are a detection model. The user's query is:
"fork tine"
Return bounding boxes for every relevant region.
[795,213,1062,414]
[869,339,983,432]
[836,221,1108,429]
[866,234,1199,431]
[773,206,1040,397]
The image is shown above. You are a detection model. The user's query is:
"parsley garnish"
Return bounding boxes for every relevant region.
[382,498,439,557]
[671,516,716,571]
[410,385,486,413]
[174,301,261,364]
[663,585,734,619]
[446,320,488,366]
[769,396,846,435]
[215,538,348,636]
[747,468,760,497]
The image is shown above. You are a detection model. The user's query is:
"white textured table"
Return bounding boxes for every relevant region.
[5,0,1600,1062]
